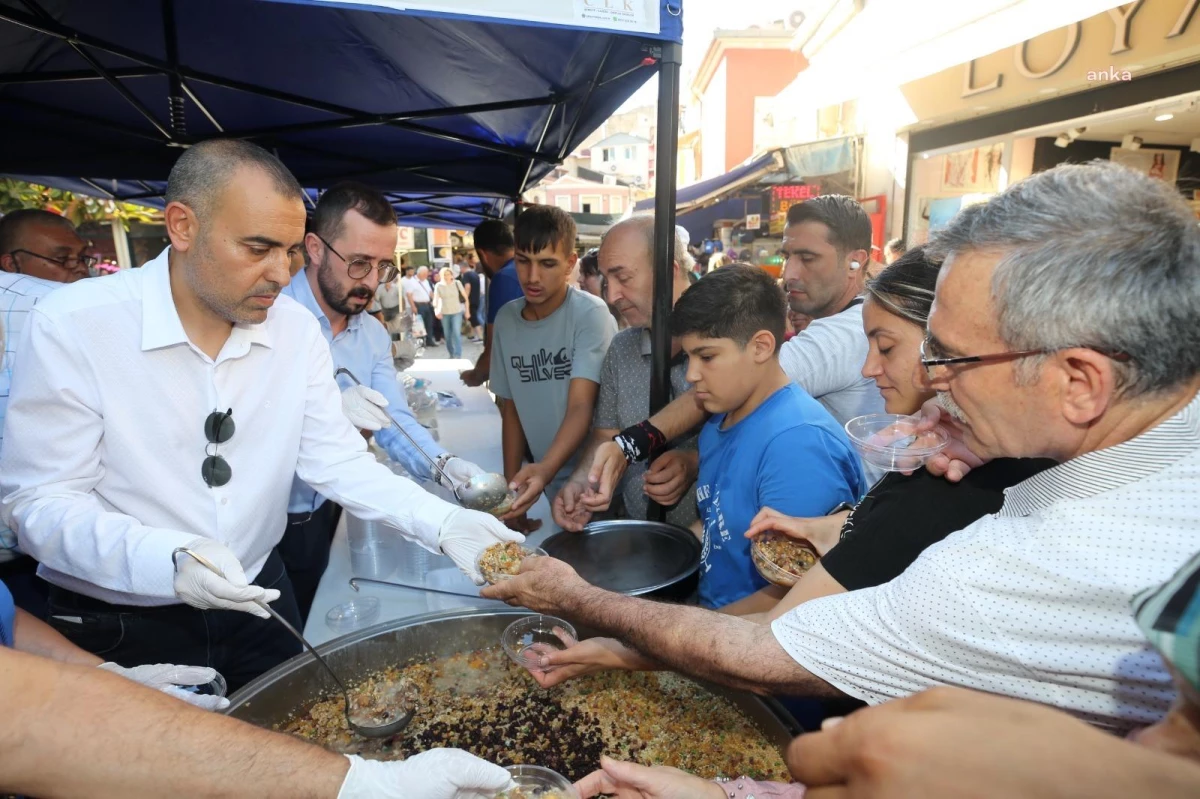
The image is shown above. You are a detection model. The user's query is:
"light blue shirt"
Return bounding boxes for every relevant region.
[282,269,447,513]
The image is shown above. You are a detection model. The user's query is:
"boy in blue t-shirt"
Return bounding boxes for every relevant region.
[672,265,866,610]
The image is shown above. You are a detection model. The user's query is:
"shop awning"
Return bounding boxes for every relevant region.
[0,0,683,228]
[634,136,858,242]
[635,151,783,215]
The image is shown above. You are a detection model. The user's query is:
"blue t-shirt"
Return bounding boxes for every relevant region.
[0,580,14,648]
[487,260,524,325]
[696,382,867,609]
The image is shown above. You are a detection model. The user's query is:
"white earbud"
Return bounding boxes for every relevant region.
[850,260,861,271]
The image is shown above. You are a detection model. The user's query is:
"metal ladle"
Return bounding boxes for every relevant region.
[172,547,413,738]
[334,367,511,513]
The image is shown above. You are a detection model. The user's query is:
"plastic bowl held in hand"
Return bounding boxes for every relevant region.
[844,413,950,473]
[477,543,548,584]
[501,615,578,673]
[497,764,580,798]
[751,533,819,588]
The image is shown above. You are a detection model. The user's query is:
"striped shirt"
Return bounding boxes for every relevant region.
[0,272,61,561]
[773,391,1200,732]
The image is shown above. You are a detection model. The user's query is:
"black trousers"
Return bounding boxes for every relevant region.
[45,550,302,694]
[0,554,48,619]
[415,302,437,346]
[278,500,342,625]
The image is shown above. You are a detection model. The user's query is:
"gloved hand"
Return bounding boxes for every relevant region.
[173,538,279,620]
[97,662,230,711]
[437,507,524,585]
[341,384,392,431]
[435,457,485,492]
[337,750,514,799]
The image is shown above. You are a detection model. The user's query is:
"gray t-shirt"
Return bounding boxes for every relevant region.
[777,301,886,483]
[594,327,699,527]
[490,288,617,482]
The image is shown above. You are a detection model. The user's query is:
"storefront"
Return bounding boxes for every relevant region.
[900,0,1200,244]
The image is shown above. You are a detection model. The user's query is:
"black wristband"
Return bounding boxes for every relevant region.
[613,421,667,464]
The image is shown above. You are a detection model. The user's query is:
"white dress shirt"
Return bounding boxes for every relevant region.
[772,391,1200,732]
[0,248,456,606]
[0,272,62,561]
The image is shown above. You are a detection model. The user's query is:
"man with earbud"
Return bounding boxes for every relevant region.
[584,195,887,500]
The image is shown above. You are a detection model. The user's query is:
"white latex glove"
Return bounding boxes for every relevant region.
[437,507,524,585]
[97,662,230,711]
[342,384,392,431]
[173,538,280,620]
[436,456,486,492]
[337,750,514,799]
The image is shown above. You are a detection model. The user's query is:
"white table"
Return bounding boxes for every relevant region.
[303,360,561,644]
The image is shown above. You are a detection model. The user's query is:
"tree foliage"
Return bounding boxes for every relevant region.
[0,179,160,228]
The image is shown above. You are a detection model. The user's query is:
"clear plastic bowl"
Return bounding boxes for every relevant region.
[477,544,548,584]
[325,596,381,634]
[501,615,578,673]
[844,413,949,473]
[751,533,819,588]
[497,764,580,798]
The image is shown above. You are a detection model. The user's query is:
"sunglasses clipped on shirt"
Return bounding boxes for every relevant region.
[202,408,235,488]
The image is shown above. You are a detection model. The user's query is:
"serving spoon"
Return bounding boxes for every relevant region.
[172,547,414,738]
[334,367,511,513]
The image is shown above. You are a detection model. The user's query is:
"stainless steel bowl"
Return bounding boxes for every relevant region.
[224,608,800,745]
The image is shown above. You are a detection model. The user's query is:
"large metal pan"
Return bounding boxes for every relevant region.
[541,519,701,601]
[225,607,800,747]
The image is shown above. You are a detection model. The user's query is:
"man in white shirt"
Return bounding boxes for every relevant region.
[0,140,518,690]
[484,162,1200,732]
[406,264,436,346]
[582,195,886,503]
[0,209,95,614]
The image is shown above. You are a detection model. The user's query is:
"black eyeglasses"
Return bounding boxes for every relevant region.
[314,234,398,283]
[919,336,1131,381]
[202,409,235,488]
[8,248,98,272]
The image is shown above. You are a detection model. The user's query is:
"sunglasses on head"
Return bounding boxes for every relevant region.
[202,408,235,487]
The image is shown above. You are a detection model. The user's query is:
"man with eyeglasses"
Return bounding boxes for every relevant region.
[0,209,95,614]
[0,140,520,691]
[484,162,1200,734]
[279,182,488,621]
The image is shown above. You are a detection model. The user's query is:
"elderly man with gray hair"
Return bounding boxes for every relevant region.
[553,217,699,531]
[485,161,1200,733]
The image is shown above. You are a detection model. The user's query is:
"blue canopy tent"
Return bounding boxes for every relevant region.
[0,0,685,489]
[0,0,681,228]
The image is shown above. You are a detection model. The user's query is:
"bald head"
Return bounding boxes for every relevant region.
[0,209,89,283]
[165,139,305,221]
[598,216,693,328]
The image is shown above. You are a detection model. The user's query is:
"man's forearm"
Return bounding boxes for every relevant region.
[501,401,527,479]
[0,647,347,799]
[472,325,494,378]
[12,608,102,667]
[648,390,707,442]
[538,404,595,478]
[571,428,617,482]
[559,586,841,697]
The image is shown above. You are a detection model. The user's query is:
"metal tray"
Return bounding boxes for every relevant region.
[225,607,801,745]
[541,519,702,596]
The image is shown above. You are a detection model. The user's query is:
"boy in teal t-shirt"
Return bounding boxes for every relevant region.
[672,265,866,610]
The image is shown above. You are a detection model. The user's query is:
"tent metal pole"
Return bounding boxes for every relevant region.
[647,41,682,522]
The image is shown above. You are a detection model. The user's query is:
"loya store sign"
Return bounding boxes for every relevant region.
[961,0,1199,97]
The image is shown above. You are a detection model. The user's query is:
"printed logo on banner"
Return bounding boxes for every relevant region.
[512,348,572,383]
[573,0,649,32]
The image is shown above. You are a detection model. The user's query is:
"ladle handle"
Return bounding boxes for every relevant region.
[333,367,463,501]
[172,547,351,698]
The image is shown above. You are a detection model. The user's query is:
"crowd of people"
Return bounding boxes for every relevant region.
[0,139,1198,798]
